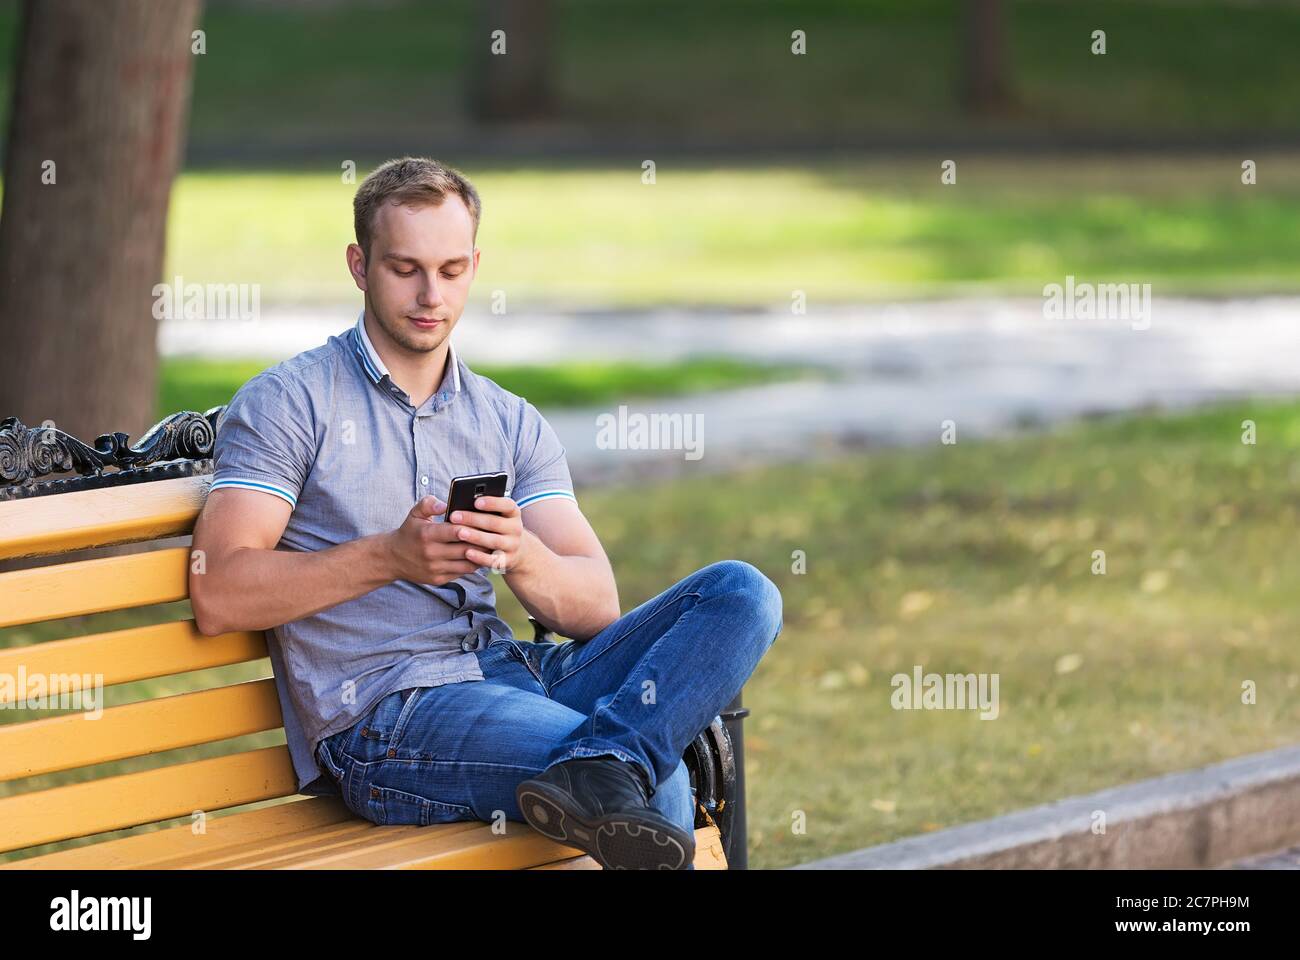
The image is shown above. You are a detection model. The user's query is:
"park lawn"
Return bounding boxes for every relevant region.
[160,154,1300,308]
[499,398,1300,867]
[0,1,1296,146]
[4,398,1300,867]
[158,354,818,417]
[177,0,1300,144]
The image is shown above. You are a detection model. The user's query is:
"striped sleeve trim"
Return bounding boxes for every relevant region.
[516,489,577,509]
[210,477,298,508]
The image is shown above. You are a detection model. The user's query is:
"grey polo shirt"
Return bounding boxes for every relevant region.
[210,312,578,795]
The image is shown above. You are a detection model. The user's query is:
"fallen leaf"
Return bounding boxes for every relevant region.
[899,591,934,619]
[817,670,846,691]
[1055,653,1083,674]
[1141,570,1170,593]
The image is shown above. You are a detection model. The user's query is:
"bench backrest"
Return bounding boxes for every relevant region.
[0,475,295,858]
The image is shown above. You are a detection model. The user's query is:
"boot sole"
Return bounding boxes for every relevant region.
[516,779,694,870]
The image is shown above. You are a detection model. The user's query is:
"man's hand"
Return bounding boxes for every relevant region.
[448,495,531,575]
[385,495,482,585]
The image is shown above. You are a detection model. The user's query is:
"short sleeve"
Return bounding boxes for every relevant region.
[510,398,577,510]
[210,371,316,509]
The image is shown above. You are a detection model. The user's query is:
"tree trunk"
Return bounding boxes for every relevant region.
[469,0,554,123]
[0,0,202,445]
[961,0,1014,115]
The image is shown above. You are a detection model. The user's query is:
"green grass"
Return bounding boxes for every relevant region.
[500,399,1300,867]
[158,154,1300,307]
[157,355,818,417]
[1,1,1295,145]
[5,398,1300,867]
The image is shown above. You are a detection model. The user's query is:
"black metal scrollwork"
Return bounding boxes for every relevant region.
[0,406,226,500]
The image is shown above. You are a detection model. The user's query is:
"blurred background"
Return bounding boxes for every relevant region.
[2,0,1300,868]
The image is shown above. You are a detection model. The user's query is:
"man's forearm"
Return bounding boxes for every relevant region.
[504,528,619,640]
[192,533,396,634]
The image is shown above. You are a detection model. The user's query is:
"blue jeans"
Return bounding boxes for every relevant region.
[314,560,782,843]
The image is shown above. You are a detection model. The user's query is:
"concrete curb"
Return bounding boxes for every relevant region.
[792,744,1300,869]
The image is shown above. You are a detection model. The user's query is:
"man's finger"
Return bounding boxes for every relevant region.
[421,526,473,549]
[410,495,446,520]
[464,547,501,568]
[448,509,514,533]
[470,495,518,517]
[456,526,510,551]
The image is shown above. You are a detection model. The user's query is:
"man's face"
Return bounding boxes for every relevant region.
[347,196,479,356]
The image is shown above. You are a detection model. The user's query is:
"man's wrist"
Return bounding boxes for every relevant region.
[508,527,545,579]
[368,531,400,584]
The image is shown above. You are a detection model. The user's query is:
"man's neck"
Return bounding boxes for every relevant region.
[363,313,450,408]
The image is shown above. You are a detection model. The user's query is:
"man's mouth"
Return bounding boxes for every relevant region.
[407,315,443,329]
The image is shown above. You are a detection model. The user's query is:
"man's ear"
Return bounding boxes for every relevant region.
[346,242,369,292]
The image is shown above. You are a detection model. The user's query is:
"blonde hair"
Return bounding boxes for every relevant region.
[353,157,482,257]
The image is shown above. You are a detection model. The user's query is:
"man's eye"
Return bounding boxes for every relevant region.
[441,271,463,280]
[394,268,416,277]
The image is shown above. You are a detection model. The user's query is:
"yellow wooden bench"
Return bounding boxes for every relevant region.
[0,413,743,870]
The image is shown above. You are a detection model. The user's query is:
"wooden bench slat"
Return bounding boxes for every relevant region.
[214,821,484,869]
[0,546,191,628]
[0,745,296,853]
[0,620,267,705]
[0,679,283,781]
[0,476,207,561]
[147,817,389,869]
[532,854,603,869]
[187,822,724,869]
[689,826,730,869]
[2,789,728,869]
[303,824,727,870]
[251,821,516,869]
[0,797,352,870]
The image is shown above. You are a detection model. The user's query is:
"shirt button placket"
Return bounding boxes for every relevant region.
[412,414,422,500]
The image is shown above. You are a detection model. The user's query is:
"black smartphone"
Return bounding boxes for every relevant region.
[445,471,509,518]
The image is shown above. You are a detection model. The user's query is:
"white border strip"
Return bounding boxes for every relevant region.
[210,477,298,508]
[516,489,577,509]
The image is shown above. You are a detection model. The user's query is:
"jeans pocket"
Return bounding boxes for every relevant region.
[492,637,545,686]
[345,688,424,762]
[364,783,476,826]
[316,737,348,785]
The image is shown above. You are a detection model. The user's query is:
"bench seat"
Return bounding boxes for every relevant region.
[4,794,727,870]
[0,473,733,869]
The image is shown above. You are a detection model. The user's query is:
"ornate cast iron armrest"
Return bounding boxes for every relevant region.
[0,406,227,501]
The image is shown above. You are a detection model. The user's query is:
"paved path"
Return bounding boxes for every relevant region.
[161,297,1300,483]
[1230,845,1300,869]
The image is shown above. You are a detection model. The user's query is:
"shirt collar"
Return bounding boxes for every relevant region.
[351,310,462,401]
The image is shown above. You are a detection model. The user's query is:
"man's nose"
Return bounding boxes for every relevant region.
[417,274,444,307]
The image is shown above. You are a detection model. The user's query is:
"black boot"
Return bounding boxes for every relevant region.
[516,757,695,870]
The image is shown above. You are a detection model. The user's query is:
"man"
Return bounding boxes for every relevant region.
[190,157,783,870]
